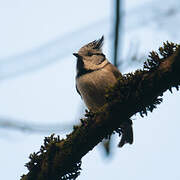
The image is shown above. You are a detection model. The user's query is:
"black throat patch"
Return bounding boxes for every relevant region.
[76,61,110,78]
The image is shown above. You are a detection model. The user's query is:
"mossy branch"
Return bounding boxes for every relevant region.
[21,42,180,180]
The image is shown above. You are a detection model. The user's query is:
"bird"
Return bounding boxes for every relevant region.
[73,36,133,147]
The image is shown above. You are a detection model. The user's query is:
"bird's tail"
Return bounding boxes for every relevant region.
[118,119,133,147]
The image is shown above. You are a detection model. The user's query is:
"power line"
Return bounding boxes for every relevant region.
[0,0,179,134]
[0,0,179,80]
[0,117,72,133]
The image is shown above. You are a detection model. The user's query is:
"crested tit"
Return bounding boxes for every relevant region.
[73,36,133,147]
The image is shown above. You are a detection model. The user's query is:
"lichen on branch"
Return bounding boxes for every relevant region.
[21,42,180,180]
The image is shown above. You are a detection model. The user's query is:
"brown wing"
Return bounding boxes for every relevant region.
[105,63,122,79]
[105,63,134,147]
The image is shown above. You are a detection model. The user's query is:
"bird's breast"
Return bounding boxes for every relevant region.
[76,69,117,111]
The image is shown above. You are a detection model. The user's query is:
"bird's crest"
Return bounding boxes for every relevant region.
[79,36,104,53]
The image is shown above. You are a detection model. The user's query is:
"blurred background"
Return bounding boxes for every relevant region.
[0,0,180,179]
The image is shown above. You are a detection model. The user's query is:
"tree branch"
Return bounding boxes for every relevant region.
[21,42,180,180]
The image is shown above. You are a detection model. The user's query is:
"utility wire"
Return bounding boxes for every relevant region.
[0,0,179,134]
[0,0,179,80]
[113,0,121,67]
[0,117,72,133]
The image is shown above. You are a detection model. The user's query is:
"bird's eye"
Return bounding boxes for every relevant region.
[87,52,93,56]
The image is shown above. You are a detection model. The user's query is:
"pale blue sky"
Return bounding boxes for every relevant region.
[0,0,180,179]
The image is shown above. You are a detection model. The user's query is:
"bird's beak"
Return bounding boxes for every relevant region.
[73,53,80,58]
